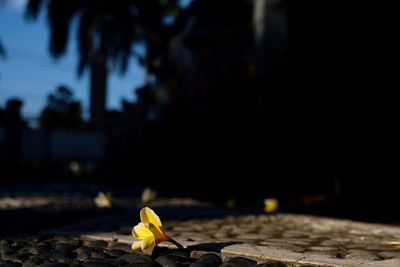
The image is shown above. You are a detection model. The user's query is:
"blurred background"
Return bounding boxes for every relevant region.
[0,0,398,226]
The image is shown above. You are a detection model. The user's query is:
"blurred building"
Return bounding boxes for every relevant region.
[0,99,106,179]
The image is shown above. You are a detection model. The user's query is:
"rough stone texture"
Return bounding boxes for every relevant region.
[190,253,222,267]
[2,194,400,267]
[222,256,257,267]
[81,214,400,267]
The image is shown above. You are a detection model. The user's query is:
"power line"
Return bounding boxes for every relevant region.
[6,46,77,65]
[5,45,144,70]
[1,74,80,87]
[1,54,145,82]
[3,53,77,72]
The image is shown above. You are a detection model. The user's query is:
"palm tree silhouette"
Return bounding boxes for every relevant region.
[25,0,180,128]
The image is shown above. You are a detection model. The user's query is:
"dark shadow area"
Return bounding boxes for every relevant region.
[1,0,398,227]
[187,242,239,252]
[0,207,122,239]
[151,242,239,257]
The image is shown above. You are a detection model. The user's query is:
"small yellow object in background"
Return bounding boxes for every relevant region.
[264,198,278,213]
[226,198,236,209]
[141,187,157,205]
[94,191,113,208]
[384,241,400,246]
[132,207,183,255]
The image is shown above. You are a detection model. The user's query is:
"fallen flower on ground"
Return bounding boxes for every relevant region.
[94,191,113,208]
[141,187,157,204]
[264,198,278,213]
[132,207,183,255]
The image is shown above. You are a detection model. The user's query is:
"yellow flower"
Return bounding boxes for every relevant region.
[384,241,400,246]
[131,207,182,255]
[141,187,157,204]
[94,191,113,208]
[264,198,278,213]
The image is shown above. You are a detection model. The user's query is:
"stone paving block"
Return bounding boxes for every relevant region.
[7,195,400,266]
[77,214,400,267]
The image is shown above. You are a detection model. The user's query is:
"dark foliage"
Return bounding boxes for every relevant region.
[39,85,83,130]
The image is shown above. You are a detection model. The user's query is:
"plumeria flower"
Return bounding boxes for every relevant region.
[132,207,183,255]
[141,187,157,204]
[94,191,113,208]
[264,198,278,213]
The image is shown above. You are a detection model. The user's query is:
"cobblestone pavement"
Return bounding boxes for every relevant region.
[79,212,400,267]
[2,202,400,266]
[1,234,289,267]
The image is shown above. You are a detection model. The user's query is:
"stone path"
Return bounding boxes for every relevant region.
[0,234,277,267]
[81,213,400,267]
[2,202,400,266]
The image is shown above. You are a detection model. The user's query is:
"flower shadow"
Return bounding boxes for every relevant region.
[153,241,240,257]
[187,241,240,252]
